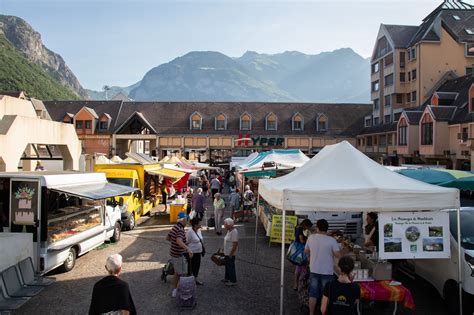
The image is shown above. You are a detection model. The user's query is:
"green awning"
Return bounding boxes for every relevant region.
[242,170,277,177]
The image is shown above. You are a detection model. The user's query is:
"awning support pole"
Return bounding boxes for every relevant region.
[457,207,463,315]
[254,190,260,264]
[280,208,286,315]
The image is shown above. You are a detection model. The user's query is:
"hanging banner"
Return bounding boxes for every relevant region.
[378,212,450,259]
[270,214,297,244]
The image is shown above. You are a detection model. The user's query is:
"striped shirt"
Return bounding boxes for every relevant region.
[168,222,186,257]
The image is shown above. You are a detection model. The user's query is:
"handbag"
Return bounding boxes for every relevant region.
[211,249,226,266]
[193,228,206,257]
[189,210,197,220]
[287,241,308,266]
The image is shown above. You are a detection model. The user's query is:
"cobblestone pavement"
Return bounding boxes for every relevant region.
[14,193,450,315]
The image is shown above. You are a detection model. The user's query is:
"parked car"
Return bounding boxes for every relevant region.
[403,207,474,314]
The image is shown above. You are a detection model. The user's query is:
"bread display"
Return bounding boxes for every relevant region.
[47,206,102,243]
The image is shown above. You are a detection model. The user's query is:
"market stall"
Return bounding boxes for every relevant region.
[258,141,461,314]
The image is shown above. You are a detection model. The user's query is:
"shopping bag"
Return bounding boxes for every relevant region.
[189,210,197,220]
[211,249,226,266]
[286,241,308,266]
[207,215,215,228]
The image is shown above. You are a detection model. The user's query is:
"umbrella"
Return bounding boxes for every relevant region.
[397,168,474,190]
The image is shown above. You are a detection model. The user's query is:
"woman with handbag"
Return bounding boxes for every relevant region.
[293,219,312,291]
[186,218,205,285]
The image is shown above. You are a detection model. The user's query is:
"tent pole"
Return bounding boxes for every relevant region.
[254,190,260,264]
[280,209,286,315]
[456,207,463,315]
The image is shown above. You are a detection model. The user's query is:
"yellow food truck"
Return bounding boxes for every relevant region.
[94,163,187,229]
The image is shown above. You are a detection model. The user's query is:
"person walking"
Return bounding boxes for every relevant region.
[321,256,360,315]
[185,187,193,215]
[210,176,221,199]
[223,218,238,286]
[89,254,136,315]
[229,188,241,222]
[192,188,206,221]
[166,212,193,298]
[304,219,349,315]
[242,185,254,222]
[213,193,226,235]
[186,218,205,285]
[293,219,313,290]
[160,182,169,212]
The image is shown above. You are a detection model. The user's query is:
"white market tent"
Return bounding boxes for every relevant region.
[238,149,309,172]
[258,141,461,314]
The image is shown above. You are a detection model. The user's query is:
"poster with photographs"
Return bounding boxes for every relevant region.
[378,212,450,259]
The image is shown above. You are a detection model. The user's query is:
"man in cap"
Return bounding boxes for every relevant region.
[166,212,193,297]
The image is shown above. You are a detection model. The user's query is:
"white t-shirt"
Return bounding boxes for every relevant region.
[186,228,203,254]
[224,228,239,256]
[305,233,341,275]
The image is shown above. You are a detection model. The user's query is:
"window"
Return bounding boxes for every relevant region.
[317,114,328,131]
[411,69,417,80]
[421,122,433,145]
[400,52,405,68]
[85,120,92,129]
[240,113,251,130]
[406,93,411,102]
[371,62,379,73]
[387,134,393,145]
[215,114,227,130]
[384,53,393,67]
[379,135,386,146]
[372,81,379,92]
[76,120,83,129]
[465,29,474,35]
[400,72,406,83]
[374,99,380,110]
[398,126,407,145]
[467,43,474,56]
[384,114,391,124]
[411,91,417,102]
[374,117,380,125]
[394,112,402,121]
[453,15,461,21]
[409,47,416,60]
[384,73,394,86]
[396,94,403,104]
[266,113,277,130]
[367,136,373,146]
[292,113,304,131]
[99,121,108,130]
[365,118,372,127]
[408,71,411,81]
[467,66,473,75]
[373,136,378,145]
[384,95,391,107]
[190,112,202,130]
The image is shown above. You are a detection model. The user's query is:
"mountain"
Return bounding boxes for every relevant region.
[0,15,87,99]
[0,34,79,100]
[128,51,295,102]
[84,82,139,101]
[96,49,370,103]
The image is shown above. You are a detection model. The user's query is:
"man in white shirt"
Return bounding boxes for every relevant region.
[210,176,221,199]
[304,219,348,315]
[223,218,238,286]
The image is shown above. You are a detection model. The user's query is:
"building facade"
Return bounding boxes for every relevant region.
[358,0,474,165]
[44,101,371,165]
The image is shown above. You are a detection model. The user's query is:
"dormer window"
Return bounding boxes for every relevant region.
[190,112,202,130]
[99,113,111,130]
[265,113,277,131]
[317,114,328,131]
[292,113,304,131]
[215,114,227,130]
[240,112,252,131]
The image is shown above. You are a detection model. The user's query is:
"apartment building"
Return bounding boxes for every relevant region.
[358,0,474,164]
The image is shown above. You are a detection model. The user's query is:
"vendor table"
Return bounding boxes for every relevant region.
[169,204,187,223]
[358,280,415,314]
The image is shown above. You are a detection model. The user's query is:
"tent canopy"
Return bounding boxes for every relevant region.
[259,141,459,212]
[238,149,309,171]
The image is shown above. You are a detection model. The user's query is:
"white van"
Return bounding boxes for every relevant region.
[0,172,137,274]
[403,208,474,314]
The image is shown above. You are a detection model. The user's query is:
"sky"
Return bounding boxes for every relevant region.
[0,0,450,90]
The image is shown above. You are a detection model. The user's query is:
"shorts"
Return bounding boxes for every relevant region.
[308,273,334,298]
[170,255,188,275]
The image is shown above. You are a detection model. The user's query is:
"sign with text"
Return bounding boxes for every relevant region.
[378,212,450,259]
[270,214,297,244]
[235,134,285,147]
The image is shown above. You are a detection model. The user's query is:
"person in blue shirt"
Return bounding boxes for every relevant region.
[293,219,313,290]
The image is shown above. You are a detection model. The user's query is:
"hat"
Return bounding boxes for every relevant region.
[177,212,188,220]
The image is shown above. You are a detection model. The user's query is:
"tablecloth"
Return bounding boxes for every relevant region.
[358,280,416,310]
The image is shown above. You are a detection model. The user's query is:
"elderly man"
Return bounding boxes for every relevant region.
[167,212,193,297]
[89,254,136,315]
[242,185,254,222]
[191,188,206,221]
[223,218,238,286]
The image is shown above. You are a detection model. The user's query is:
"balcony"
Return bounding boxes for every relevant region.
[371,71,380,82]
